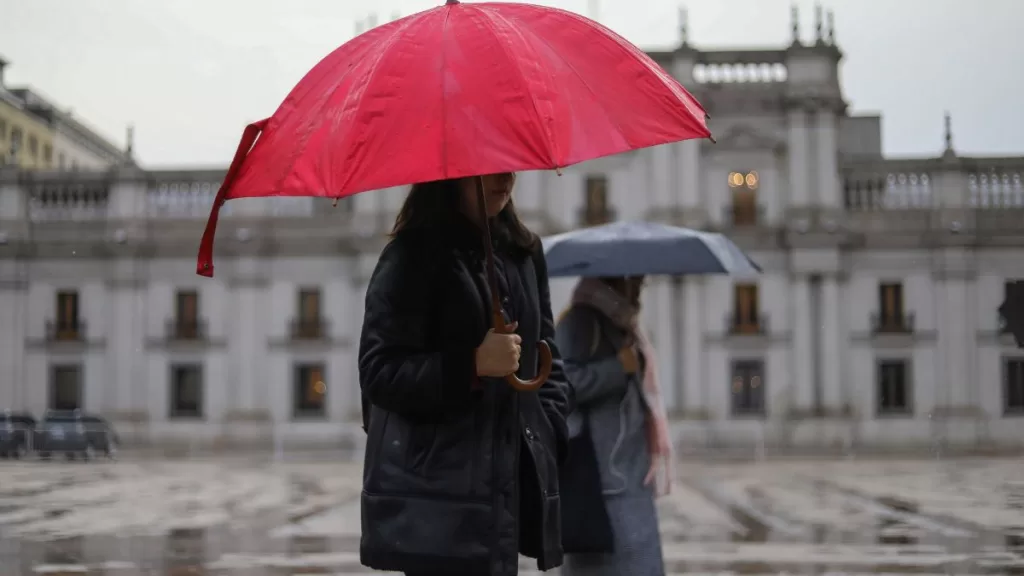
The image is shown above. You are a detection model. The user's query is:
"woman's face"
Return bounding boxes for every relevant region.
[602,276,646,307]
[458,172,516,219]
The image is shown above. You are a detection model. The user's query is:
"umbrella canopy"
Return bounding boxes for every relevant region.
[542,220,761,278]
[194,0,714,393]
[197,0,711,277]
[999,280,1024,348]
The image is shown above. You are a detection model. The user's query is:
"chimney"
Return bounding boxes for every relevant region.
[0,56,8,87]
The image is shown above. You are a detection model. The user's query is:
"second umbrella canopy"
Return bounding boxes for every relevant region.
[542,220,761,278]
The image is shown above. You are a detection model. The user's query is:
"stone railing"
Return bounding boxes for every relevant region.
[842,159,936,211]
[962,157,1024,208]
[23,171,112,222]
[146,170,354,219]
[842,157,1024,212]
[0,168,358,223]
[146,169,229,219]
[692,50,789,84]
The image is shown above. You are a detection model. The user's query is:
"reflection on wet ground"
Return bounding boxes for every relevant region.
[2,457,1024,575]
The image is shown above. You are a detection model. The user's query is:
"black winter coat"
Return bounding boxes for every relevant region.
[358,216,574,576]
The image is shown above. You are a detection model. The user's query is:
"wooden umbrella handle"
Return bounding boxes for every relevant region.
[475,176,552,392]
[491,309,552,392]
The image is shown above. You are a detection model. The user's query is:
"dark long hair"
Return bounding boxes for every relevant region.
[391,177,538,254]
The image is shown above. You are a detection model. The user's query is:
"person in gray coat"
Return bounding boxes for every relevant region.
[556,276,673,576]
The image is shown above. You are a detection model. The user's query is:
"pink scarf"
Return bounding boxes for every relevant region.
[570,278,674,497]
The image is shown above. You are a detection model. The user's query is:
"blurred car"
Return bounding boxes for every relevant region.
[0,411,36,459]
[36,410,90,460]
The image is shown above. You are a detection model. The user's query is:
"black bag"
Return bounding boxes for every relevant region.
[558,309,615,554]
[558,411,615,553]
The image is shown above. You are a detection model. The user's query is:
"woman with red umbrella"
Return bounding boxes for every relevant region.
[192,3,713,575]
[358,172,574,575]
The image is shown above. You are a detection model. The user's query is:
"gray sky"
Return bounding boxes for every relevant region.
[2,0,1021,167]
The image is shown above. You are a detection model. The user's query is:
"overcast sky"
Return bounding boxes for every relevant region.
[2,0,1021,167]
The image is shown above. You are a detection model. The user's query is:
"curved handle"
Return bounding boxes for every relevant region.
[493,313,552,392]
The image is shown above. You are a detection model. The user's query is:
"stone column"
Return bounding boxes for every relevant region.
[789,276,815,412]
[675,139,702,225]
[681,278,705,414]
[820,275,845,410]
[105,260,146,415]
[786,105,811,208]
[649,144,673,211]
[649,279,677,410]
[0,171,29,410]
[934,268,974,408]
[0,261,28,409]
[226,258,269,416]
[815,107,841,208]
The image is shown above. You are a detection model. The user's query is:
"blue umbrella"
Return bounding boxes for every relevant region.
[541,220,761,278]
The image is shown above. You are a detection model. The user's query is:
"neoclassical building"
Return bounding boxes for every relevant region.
[0,8,1022,453]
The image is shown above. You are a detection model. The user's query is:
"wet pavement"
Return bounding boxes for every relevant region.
[1,456,1024,574]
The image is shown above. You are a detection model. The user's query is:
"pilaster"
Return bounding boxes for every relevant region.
[820,275,846,411]
[786,104,812,208]
[789,276,815,411]
[105,258,147,414]
[814,107,841,208]
[680,278,706,416]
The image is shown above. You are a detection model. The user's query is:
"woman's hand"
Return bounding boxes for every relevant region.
[617,345,640,374]
[476,324,522,377]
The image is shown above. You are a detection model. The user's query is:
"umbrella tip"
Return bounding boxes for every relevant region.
[446,0,460,4]
[708,134,717,144]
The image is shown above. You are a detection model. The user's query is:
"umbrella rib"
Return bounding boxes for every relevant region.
[524,5,709,145]
[329,12,434,196]
[505,8,632,154]
[472,5,559,167]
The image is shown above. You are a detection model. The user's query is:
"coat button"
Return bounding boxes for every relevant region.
[524,426,535,441]
[502,296,510,305]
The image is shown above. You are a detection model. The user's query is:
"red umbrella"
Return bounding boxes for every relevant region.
[197,0,712,390]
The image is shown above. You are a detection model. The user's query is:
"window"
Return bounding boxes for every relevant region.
[1001,280,1021,334]
[877,360,911,415]
[170,365,203,418]
[293,364,327,418]
[731,359,765,416]
[50,365,82,411]
[43,144,53,164]
[877,282,905,330]
[294,288,323,338]
[9,128,23,157]
[582,175,611,226]
[55,290,80,339]
[727,170,759,226]
[1005,358,1024,415]
[28,136,38,158]
[174,290,199,338]
[731,283,761,333]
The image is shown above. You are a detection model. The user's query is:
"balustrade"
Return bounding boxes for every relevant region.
[28,180,110,222]
[693,62,788,84]
[147,172,228,219]
[968,170,1023,208]
[843,161,934,212]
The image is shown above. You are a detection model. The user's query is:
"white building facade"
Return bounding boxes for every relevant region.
[8,83,129,171]
[0,11,1022,454]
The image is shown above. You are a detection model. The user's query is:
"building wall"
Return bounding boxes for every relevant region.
[52,129,112,170]
[0,98,54,169]
[1,29,1023,454]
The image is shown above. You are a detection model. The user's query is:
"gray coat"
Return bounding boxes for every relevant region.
[555,304,665,576]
